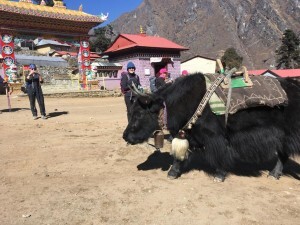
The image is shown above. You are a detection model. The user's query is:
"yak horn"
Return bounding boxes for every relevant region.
[131,83,148,97]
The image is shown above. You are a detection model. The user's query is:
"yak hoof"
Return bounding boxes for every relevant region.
[167,168,181,179]
[213,177,224,182]
[267,173,281,180]
[167,174,178,180]
[213,173,226,182]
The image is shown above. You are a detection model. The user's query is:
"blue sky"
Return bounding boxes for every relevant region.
[64,0,143,26]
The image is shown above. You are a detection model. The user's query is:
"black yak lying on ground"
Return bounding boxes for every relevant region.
[123,73,300,181]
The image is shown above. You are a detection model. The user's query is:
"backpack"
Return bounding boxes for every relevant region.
[120,73,140,94]
[149,76,158,93]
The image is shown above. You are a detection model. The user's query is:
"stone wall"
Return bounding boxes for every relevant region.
[39,66,73,84]
[43,90,122,98]
[18,90,123,98]
[33,66,78,93]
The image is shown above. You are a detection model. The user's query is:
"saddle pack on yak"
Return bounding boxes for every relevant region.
[205,66,288,115]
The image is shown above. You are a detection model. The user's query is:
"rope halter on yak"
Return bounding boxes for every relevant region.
[171,68,237,161]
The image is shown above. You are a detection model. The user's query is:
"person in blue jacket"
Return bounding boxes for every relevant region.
[120,61,141,122]
[25,64,47,120]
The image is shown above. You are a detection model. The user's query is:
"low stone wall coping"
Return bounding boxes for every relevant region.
[17,90,123,98]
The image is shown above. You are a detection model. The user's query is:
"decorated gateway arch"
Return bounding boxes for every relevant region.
[0,0,104,85]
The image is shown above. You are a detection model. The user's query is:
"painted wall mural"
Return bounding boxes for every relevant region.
[0,34,16,83]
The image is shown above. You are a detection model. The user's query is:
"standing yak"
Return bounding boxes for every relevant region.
[123,72,300,182]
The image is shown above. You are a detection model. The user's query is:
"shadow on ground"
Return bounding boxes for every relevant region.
[137,150,173,171]
[187,153,300,180]
[1,108,29,112]
[137,149,300,180]
[48,111,69,118]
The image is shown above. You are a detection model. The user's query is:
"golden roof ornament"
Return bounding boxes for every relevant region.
[79,4,83,12]
[53,0,66,8]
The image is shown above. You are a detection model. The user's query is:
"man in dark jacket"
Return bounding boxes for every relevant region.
[26,64,47,120]
[120,61,141,122]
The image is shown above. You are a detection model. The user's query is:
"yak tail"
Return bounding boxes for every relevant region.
[282,79,300,156]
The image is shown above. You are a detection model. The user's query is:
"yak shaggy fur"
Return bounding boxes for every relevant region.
[123,73,300,181]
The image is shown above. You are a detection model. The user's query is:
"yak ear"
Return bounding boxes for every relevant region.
[149,97,164,113]
[138,95,164,112]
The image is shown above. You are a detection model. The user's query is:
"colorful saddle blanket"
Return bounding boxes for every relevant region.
[205,74,288,115]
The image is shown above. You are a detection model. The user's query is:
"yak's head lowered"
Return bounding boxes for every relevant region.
[123,92,164,145]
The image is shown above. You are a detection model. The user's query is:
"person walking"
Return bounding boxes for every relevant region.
[155,68,170,129]
[155,68,167,90]
[25,64,47,120]
[155,68,173,89]
[120,61,141,122]
[0,54,4,81]
[155,68,174,142]
[0,54,4,114]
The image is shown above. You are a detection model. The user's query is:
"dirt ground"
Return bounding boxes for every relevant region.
[0,94,299,225]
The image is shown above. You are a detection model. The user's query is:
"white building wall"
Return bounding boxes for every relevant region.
[37,46,51,55]
[181,57,216,74]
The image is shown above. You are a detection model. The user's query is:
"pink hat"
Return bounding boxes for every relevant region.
[182,70,188,76]
[159,68,167,74]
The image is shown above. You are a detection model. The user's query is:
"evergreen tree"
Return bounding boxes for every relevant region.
[221,47,243,69]
[276,29,300,69]
[90,25,114,53]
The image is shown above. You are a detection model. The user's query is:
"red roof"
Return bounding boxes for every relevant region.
[248,70,267,75]
[248,69,300,78]
[267,69,300,78]
[104,33,188,53]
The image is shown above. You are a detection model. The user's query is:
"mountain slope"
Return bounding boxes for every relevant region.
[110,0,300,69]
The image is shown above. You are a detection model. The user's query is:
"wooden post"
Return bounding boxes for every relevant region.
[216,59,224,74]
[102,76,105,90]
[6,84,11,112]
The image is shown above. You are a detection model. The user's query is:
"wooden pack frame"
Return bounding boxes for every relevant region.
[216,59,253,89]
[221,66,253,89]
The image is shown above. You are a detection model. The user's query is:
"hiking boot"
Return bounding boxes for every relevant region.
[33,116,38,120]
[41,115,47,120]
